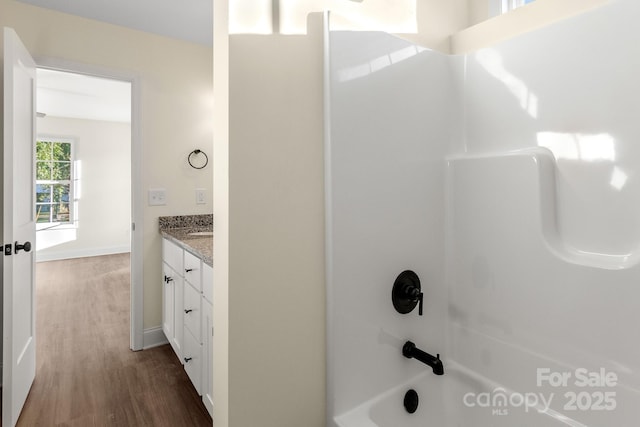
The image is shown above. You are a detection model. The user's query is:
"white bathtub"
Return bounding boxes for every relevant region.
[334,369,445,427]
[333,361,632,427]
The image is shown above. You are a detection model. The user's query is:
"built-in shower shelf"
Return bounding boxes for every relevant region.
[448,148,640,270]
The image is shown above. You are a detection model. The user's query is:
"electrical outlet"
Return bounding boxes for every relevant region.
[148,188,166,206]
[196,188,206,205]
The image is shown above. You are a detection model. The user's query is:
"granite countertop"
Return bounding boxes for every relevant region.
[161,228,213,267]
[159,215,213,267]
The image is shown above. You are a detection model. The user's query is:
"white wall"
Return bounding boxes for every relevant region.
[447,1,640,424]
[35,116,131,261]
[0,0,213,329]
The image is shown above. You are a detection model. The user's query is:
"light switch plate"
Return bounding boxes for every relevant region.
[196,188,206,205]
[148,188,166,206]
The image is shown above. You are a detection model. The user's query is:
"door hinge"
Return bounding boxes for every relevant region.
[4,244,12,256]
[132,222,136,231]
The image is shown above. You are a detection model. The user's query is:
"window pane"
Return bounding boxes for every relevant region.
[35,139,73,224]
[53,142,71,161]
[36,141,52,161]
[53,203,70,222]
[280,0,417,34]
[36,204,51,223]
[52,184,70,203]
[52,162,71,180]
[36,184,52,202]
[37,161,52,180]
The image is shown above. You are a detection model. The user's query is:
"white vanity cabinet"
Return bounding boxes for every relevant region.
[161,236,214,418]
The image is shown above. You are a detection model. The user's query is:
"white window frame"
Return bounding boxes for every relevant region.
[35,136,76,230]
[490,0,536,17]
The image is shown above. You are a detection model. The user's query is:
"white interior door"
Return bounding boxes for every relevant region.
[2,27,37,427]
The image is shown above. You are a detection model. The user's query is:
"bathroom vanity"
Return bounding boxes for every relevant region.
[159,215,213,418]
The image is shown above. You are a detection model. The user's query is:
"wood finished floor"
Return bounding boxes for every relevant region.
[13,253,212,427]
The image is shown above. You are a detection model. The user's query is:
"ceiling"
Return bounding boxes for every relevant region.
[17,0,213,45]
[37,69,131,123]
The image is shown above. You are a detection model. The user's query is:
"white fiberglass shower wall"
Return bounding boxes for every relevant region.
[325,0,640,425]
[326,28,454,426]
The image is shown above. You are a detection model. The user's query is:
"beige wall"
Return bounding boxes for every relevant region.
[0,0,213,330]
[467,0,491,27]
[406,0,612,54]
[452,0,610,53]
[408,0,470,52]
[226,15,326,427]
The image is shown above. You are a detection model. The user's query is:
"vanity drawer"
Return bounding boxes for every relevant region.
[184,281,201,342]
[184,250,202,291]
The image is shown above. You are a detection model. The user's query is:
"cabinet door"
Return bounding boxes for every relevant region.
[183,328,202,395]
[172,276,184,361]
[162,263,175,343]
[201,298,214,417]
[163,238,184,273]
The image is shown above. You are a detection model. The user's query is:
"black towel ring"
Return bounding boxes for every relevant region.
[188,149,209,169]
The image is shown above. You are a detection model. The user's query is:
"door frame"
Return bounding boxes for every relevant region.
[35,56,144,351]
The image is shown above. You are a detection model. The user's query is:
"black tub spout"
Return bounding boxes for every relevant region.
[402,341,444,375]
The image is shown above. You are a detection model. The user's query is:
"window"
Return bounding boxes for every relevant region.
[502,0,536,14]
[36,138,73,224]
[228,0,417,35]
[489,0,536,17]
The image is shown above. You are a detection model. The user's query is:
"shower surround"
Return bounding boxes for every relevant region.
[325,0,640,425]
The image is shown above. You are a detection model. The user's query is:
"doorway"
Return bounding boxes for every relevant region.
[33,61,143,350]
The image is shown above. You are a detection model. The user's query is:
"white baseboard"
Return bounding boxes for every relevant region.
[143,326,169,350]
[35,245,131,262]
